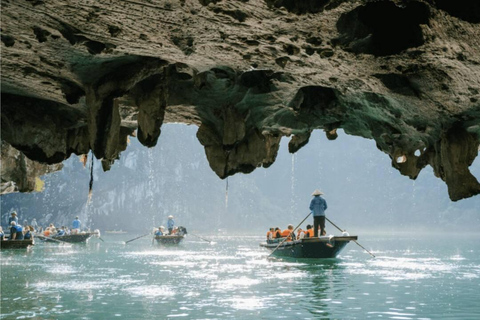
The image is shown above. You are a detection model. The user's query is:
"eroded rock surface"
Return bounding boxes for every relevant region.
[1,0,480,200]
[1,142,62,194]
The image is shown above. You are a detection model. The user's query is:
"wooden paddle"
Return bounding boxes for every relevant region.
[268,212,311,257]
[189,233,214,244]
[124,233,151,244]
[325,217,375,258]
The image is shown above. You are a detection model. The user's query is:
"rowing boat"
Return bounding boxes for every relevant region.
[42,232,97,243]
[153,226,187,245]
[0,239,34,249]
[260,236,357,259]
[154,235,185,244]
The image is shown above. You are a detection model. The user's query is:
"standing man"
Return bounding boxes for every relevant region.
[167,216,175,235]
[8,211,18,225]
[72,216,81,234]
[309,189,328,237]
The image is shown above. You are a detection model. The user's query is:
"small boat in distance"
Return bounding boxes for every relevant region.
[260,235,357,259]
[154,226,187,245]
[0,239,34,249]
[42,231,100,243]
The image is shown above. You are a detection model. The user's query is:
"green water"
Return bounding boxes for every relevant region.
[1,233,479,319]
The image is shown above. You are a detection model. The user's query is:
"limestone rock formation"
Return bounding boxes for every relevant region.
[1,0,479,200]
[1,141,62,194]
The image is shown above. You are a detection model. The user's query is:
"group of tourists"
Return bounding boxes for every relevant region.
[1,211,84,241]
[0,212,34,241]
[154,215,177,236]
[265,189,329,243]
[41,217,83,237]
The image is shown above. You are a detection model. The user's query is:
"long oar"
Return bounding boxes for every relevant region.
[325,217,375,258]
[189,233,213,244]
[268,212,311,257]
[36,234,72,245]
[125,233,150,244]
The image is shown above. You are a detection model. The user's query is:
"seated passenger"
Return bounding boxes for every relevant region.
[48,224,57,236]
[304,225,314,238]
[297,228,305,240]
[274,227,282,238]
[44,227,51,237]
[56,227,66,236]
[266,228,274,240]
[24,226,34,240]
[155,226,165,237]
[10,221,24,240]
[281,224,295,241]
[0,226,4,241]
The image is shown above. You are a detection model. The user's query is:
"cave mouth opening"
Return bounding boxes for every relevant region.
[336,1,431,56]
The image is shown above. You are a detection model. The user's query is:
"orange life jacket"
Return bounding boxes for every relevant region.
[305,229,314,237]
[44,230,50,236]
[281,229,293,241]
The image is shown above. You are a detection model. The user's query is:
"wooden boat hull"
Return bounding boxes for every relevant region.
[44,233,94,243]
[0,239,34,249]
[260,236,357,259]
[154,235,184,244]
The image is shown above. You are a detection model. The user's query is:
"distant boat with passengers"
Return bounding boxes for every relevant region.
[153,226,187,245]
[39,229,101,243]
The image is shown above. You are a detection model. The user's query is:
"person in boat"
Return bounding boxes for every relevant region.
[309,189,328,237]
[297,228,305,240]
[9,221,24,240]
[24,226,34,240]
[266,228,274,240]
[48,224,57,235]
[8,211,19,225]
[281,224,295,241]
[304,224,314,238]
[274,227,282,238]
[72,216,81,234]
[167,216,175,235]
[56,226,66,236]
[0,226,5,241]
[155,226,165,237]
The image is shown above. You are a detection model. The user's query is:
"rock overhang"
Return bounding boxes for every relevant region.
[1,0,479,200]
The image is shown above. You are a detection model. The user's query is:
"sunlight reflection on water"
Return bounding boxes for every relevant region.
[1,234,479,319]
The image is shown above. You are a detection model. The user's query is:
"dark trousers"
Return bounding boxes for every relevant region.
[168,228,173,234]
[314,216,325,237]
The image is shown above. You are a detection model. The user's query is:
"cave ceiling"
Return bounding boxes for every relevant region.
[1,0,480,201]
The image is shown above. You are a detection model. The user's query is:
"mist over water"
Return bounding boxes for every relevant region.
[1,125,478,234]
